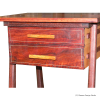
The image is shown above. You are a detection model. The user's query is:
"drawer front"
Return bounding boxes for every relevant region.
[10,45,84,69]
[9,27,84,45]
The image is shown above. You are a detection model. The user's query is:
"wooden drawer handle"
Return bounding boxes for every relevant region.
[29,54,56,60]
[27,34,55,39]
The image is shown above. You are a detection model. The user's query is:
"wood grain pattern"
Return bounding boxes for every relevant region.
[9,27,84,46]
[0,13,100,23]
[2,13,100,18]
[0,12,100,23]
[1,13,100,88]
[10,45,84,69]
[0,18,98,23]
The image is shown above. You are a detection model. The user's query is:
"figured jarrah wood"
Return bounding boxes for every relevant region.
[8,27,85,46]
[8,25,85,70]
[0,13,100,88]
[10,45,84,69]
[1,13,100,22]
[1,13,100,24]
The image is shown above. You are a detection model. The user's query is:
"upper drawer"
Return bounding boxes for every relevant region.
[9,27,84,45]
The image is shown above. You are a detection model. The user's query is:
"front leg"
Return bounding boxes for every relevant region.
[9,64,16,88]
[88,24,97,88]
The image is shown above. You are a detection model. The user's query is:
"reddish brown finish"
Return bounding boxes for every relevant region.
[88,24,97,88]
[36,66,44,88]
[9,27,84,46]
[4,22,89,28]
[0,18,98,23]
[0,13,99,23]
[9,64,16,88]
[10,45,84,69]
[0,13,100,88]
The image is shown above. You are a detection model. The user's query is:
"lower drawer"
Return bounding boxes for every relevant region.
[10,45,84,69]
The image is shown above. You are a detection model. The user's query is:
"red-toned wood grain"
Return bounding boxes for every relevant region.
[1,13,100,23]
[0,18,98,23]
[36,66,44,88]
[8,27,84,46]
[1,13,100,88]
[88,24,97,88]
[10,45,84,69]
[4,22,89,28]
[9,64,16,88]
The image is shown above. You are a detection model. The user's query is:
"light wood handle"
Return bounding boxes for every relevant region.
[29,54,56,60]
[27,34,55,39]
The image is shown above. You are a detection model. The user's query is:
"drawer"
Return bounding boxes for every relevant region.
[9,27,84,45]
[10,45,84,69]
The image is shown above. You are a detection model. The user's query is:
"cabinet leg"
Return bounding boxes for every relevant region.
[9,64,16,88]
[36,66,44,88]
[88,24,97,88]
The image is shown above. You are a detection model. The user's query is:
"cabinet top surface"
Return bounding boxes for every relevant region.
[1,13,100,23]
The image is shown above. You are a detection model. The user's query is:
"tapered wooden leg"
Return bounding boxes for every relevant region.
[36,66,44,88]
[9,64,16,88]
[88,24,97,88]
